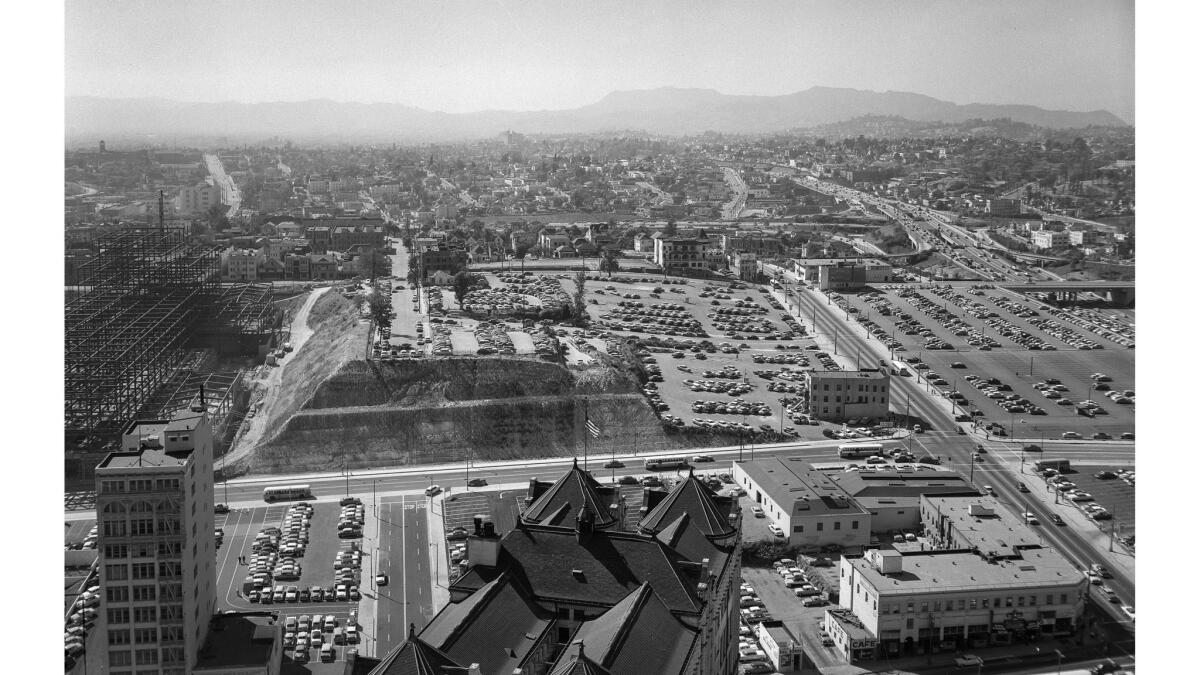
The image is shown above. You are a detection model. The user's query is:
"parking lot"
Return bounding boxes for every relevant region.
[213,503,365,667]
[1035,464,1135,546]
[833,285,1134,438]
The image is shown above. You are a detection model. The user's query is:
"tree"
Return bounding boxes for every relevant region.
[453,271,473,308]
[571,271,588,327]
[664,220,678,236]
[366,291,391,331]
[599,250,621,278]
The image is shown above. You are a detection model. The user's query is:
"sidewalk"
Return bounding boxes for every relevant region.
[427,494,450,611]
[359,501,381,658]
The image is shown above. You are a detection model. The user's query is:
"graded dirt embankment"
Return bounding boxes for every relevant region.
[228,297,666,475]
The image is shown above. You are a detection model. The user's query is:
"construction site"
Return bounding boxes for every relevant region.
[64,227,281,482]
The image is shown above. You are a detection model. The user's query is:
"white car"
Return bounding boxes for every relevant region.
[424,485,442,497]
[955,654,984,667]
[768,524,785,537]
[750,506,765,518]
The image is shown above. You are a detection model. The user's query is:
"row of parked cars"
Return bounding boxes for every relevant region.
[283,612,357,663]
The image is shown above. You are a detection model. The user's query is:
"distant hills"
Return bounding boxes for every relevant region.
[65,87,1129,141]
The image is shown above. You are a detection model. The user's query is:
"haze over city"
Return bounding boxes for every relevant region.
[66,0,1134,123]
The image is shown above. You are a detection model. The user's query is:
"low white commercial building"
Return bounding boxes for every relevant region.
[732,458,871,552]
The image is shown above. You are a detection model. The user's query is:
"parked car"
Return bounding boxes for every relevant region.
[955,655,984,667]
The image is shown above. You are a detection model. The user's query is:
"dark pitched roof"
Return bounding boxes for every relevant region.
[421,574,554,675]
[549,643,614,675]
[450,525,702,615]
[557,583,697,675]
[522,458,618,529]
[368,629,462,675]
[638,469,735,538]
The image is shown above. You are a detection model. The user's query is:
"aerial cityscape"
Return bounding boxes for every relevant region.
[61,2,1137,674]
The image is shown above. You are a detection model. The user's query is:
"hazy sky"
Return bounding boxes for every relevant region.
[65,0,1135,122]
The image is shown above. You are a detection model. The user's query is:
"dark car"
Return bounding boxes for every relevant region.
[466,478,488,487]
[603,460,625,469]
[1051,514,1065,526]
[918,456,941,465]
[618,476,639,485]
[214,504,231,514]
[1023,444,1042,453]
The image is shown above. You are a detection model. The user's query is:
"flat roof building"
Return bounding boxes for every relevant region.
[805,370,891,423]
[834,547,1086,660]
[96,406,217,675]
[192,612,282,675]
[731,457,872,551]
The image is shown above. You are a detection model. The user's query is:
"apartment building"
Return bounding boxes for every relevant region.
[94,407,216,675]
[1031,230,1069,250]
[175,182,223,216]
[222,248,262,281]
[985,198,1022,217]
[805,370,891,422]
[653,236,712,272]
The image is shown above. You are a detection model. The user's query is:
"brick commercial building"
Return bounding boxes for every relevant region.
[805,370,891,422]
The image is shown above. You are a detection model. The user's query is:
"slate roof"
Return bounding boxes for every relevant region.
[522,458,618,529]
[548,646,613,675]
[450,524,703,615]
[366,628,461,675]
[638,469,735,538]
[555,583,697,675]
[421,574,554,675]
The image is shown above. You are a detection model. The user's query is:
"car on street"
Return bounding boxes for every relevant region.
[375,574,388,587]
[466,478,487,487]
[603,460,625,469]
[1061,432,1082,440]
[1050,514,1065,526]
[954,655,984,667]
[214,504,231,514]
[1023,444,1042,453]
[424,485,442,497]
[692,455,715,463]
[618,475,639,485]
[1023,512,1039,525]
[751,506,765,518]
[768,524,785,537]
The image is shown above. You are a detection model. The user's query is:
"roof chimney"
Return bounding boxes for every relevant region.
[467,520,501,568]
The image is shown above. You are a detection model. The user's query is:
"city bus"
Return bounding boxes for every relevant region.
[890,360,911,377]
[1033,459,1071,473]
[838,443,884,459]
[644,456,690,471]
[263,485,313,502]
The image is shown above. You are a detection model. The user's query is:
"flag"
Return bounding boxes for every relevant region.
[586,419,601,439]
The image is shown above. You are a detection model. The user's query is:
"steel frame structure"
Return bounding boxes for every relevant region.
[65,229,224,442]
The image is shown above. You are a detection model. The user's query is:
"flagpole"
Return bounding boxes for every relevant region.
[583,397,589,471]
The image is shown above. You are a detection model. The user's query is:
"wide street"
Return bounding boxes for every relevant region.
[783,279,1136,615]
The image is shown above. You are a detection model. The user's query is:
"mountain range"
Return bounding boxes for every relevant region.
[65,86,1129,141]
